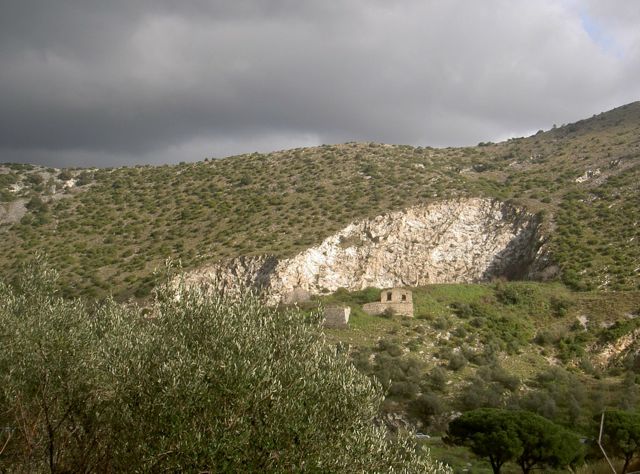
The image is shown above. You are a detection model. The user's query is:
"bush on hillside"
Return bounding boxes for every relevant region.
[447,353,468,372]
[494,282,534,306]
[409,392,445,426]
[427,366,449,392]
[0,260,451,473]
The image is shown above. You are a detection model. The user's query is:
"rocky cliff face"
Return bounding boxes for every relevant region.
[181,198,545,303]
[592,328,640,369]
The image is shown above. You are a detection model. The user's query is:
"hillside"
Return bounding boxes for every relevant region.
[315,281,640,472]
[1,101,638,300]
[1,102,639,472]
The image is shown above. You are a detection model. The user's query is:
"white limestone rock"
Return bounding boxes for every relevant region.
[181,198,545,304]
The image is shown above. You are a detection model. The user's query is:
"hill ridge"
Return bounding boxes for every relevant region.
[0,101,638,298]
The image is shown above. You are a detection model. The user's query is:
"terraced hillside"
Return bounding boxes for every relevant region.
[0,102,638,299]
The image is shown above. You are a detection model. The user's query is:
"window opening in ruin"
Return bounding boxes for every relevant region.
[401,294,407,301]
[386,292,392,301]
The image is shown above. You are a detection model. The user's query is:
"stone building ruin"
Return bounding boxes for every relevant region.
[363,288,414,317]
[282,287,311,305]
[323,306,351,329]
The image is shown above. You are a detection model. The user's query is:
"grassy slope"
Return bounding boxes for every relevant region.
[0,102,639,299]
[320,282,640,471]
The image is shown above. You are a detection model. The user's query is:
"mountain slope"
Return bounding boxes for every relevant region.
[0,102,638,299]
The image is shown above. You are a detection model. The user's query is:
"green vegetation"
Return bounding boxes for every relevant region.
[320,282,640,471]
[447,408,583,474]
[600,409,640,474]
[0,103,639,471]
[0,261,451,473]
[1,102,639,299]
[449,409,521,474]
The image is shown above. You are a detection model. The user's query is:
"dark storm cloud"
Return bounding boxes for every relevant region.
[1,0,639,167]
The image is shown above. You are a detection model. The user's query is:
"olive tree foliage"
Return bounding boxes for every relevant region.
[0,260,452,473]
[600,409,640,474]
[447,408,583,474]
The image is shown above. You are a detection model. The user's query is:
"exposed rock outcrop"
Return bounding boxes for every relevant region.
[0,199,27,227]
[592,327,640,369]
[182,198,545,303]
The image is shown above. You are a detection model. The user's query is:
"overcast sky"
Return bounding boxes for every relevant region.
[1,0,639,167]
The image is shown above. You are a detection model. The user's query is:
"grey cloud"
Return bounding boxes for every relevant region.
[0,0,639,167]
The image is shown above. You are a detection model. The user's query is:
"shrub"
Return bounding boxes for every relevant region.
[25,195,48,213]
[428,366,449,392]
[477,364,520,392]
[550,295,573,317]
[389,381,420,399]
[0,260,451,473]
[457,377,508,411]
[377,338,404,357]
[599,318,640,344]
[453,325,467,338]
[447,353,467,371]
[57,170,73,181]
[433,316,450,330]
[75,171,93,186]
[494,282,533,306]
[382,306,396,318]
[26,173,44,185]
[534,328,565,346]
[409,393,445,425]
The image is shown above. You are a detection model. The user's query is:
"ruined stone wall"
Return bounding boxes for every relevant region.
[324,306,350,328]
[381,288,412,304]
[362,302,414,318]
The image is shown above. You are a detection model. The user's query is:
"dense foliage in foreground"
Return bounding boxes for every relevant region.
[0,262,451,473]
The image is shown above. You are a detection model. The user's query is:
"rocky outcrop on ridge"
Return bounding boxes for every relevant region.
[181,198,545,303]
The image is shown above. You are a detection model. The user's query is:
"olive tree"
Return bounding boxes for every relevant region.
[0,260,451,473]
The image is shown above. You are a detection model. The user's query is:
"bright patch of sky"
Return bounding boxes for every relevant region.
[580,10,623,58]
